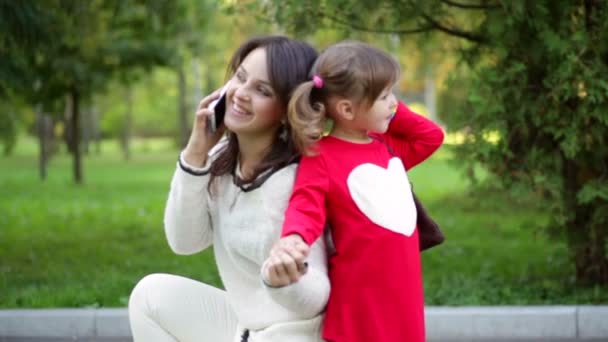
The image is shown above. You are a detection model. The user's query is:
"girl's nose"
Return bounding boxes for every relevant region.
[389,103,398,115]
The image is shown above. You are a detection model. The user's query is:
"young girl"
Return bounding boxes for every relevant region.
[262,41,444,342]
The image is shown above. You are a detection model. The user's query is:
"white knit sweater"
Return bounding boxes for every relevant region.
[164,149,329,342]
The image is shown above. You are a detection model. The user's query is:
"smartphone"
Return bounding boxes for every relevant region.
[207,81,231,133]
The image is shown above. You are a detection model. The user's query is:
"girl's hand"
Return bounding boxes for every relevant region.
[262,234,310,287]
[183,90,226,167]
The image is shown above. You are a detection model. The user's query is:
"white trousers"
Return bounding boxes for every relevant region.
[128,273,239,342]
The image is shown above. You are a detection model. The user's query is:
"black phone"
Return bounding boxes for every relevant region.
[207,81,231,133]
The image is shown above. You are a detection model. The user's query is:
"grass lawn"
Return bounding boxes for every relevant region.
[0,136,606,308]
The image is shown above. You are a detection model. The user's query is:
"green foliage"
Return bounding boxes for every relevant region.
[1,0,178,112]
[445,1,608,283]
[0,1,52,98]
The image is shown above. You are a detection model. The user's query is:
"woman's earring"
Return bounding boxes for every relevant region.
[279,124,288,142]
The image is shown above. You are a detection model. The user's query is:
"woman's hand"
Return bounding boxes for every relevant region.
[262,234,310,287]
[183,90,227,167]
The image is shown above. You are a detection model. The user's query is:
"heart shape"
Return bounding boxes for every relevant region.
[347,158,417,236]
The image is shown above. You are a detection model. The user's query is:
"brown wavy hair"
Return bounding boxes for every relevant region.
[207,36,318,193]
[288,41,400,155]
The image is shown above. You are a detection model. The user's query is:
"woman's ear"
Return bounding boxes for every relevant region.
[333,99,356,121]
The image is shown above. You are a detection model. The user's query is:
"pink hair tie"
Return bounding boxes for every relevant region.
[312,75,324,89]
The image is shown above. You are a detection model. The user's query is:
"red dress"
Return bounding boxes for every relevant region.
[282,102,444,342]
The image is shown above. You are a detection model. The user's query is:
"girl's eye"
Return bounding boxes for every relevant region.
[236,72,246,82]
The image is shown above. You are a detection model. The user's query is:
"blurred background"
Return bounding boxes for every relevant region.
[1,0,606,308]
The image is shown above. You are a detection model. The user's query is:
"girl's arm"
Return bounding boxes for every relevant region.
[380,101,445,170]
[281,154,329,244]
[163,150,217,255]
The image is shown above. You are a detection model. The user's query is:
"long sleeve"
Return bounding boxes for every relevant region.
[163,151,214,255]
[263,236,330,318]
[281,154,329,245]
[255,163,330,318]
[380,101,445,170]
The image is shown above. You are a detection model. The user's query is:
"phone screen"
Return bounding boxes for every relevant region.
[208,81,231,132]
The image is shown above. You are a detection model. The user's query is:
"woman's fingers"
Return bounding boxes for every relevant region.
[277,252,301,282]
[263,235,312,287]
[197,89,222,111]
[265,252,306,287]
[266,256,292,287]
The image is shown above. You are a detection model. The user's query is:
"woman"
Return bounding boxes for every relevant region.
[128,36,330,342]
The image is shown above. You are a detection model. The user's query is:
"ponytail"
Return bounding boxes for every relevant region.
[288,81,327,156]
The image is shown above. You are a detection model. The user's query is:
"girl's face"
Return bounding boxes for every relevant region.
[224,48,283,139]
[355,85,398,134]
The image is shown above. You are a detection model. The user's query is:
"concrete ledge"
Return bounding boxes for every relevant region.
[0,306,607,340]
[0,309,96,338]
[425,306,577,340]
[95,309,131,338]
[578,306,608,339]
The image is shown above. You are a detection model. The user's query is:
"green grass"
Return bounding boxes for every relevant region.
[0,136,606,308]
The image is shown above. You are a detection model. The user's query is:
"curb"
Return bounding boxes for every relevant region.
[0,306,607,340]
[0,309,129,339]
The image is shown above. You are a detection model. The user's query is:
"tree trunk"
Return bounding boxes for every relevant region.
[424,74,439,124]
[177,61,189,148]
[81,102,90,155]
[36,106,48,181]
[567,203,608,284]
[562,156,608,284]
[63,94,74,154]
[563,0,608,285]
[91,105,101,154]
[121,86,133,160]
[190,57,202,143]
[70,88,83,184]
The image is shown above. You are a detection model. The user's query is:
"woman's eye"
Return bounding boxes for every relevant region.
[258,87,271,96]
[236,72,246,82]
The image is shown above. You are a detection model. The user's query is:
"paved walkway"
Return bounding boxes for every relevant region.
[1,306,607,341]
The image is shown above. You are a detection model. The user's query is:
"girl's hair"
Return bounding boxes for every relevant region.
[207,36,318,193]
[288,41,400,155]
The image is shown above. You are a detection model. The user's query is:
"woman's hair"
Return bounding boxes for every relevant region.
[288,41,400,155]
[207,36,318,193]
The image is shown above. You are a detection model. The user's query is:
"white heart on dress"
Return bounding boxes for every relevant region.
[347,158,417,236]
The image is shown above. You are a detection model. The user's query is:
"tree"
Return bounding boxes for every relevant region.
[257,0,608,284]
[0,1,52,157]
[1,0,177,183]
[448,1,608,284]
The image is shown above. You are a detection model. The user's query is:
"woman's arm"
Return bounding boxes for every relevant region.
[380,101,445,170]
[164,89,226,255]
[262,236,330,318]
[163,151,215,255]
[261,154,331,317]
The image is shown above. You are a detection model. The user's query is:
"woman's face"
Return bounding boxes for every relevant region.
[224,47,283,139]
